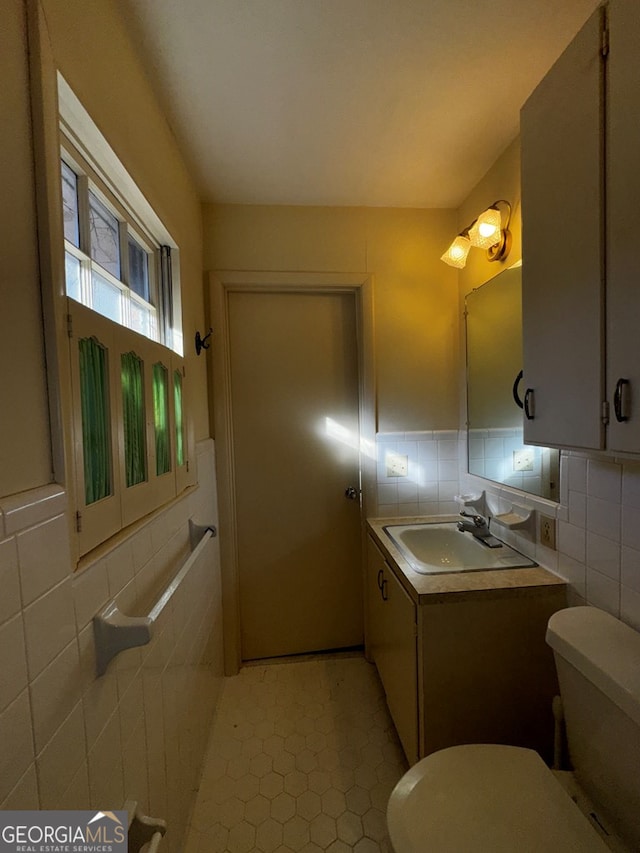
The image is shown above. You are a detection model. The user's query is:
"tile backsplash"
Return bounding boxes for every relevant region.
[375,431,462,518]
[553,453,640,629]
[0,439,224,853]
[375,430,640,632]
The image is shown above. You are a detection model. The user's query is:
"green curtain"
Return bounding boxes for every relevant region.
[121,351,146,487]
[79,337,111,504]
[153,362,170,475]
[174,369,184,468]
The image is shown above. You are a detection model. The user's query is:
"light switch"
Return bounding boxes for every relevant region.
[386,452,408,478]
[513,449,534,472]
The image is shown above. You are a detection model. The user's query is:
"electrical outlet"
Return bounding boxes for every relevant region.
[539,514,557,550]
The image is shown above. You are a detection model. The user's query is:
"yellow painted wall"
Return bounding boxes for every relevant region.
[0,0,53,495]
[458,137,522,296]
[203,204,460,431]
[456,137,522,429]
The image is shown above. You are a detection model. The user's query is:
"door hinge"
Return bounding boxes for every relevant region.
[67,313,73,338]
[602,400,610,425]
[75,511,82,533]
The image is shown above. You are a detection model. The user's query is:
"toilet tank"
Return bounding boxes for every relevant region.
[546,606,640,850]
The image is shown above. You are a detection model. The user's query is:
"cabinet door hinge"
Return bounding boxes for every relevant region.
[67,313,73,338]
[186,459,190,473]
[602,400,610,425]
[75,510,82,533]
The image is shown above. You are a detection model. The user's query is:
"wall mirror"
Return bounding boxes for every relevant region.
[465,265,560,500]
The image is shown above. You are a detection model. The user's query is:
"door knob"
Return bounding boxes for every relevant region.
[344,486,359,500]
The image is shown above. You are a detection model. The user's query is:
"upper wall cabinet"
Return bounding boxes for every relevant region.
[522,1,640,454]
[606,0,640,453]
[521,6,605,451]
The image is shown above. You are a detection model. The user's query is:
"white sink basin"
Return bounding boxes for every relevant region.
[383,522,536,575]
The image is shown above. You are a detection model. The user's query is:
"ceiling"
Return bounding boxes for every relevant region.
[120,0,598,209]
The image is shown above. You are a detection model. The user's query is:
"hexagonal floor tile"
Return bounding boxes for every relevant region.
[183,655,405,853]
[271,791,296,824]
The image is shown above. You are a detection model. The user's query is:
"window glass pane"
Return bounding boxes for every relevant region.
[121,352,146,487]
[128,236,150,301]
[153,363,171,476]
[79,336,112,504]
[61,161,79,247]
[174,369,184,467]
[91,271,123,324]
[89,191,121,278]
[65,251,82,302]
[130,299,156,341]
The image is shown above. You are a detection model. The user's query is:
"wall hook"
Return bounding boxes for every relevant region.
[195,327,213,355]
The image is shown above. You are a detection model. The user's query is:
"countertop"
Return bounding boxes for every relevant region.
[367,516,567,605]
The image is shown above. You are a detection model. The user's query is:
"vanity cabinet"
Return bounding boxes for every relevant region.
[521,0,640,453]
[366,526,567,765]
[366,536,418,763]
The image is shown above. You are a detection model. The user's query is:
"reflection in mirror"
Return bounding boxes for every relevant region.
[465,265,560,500]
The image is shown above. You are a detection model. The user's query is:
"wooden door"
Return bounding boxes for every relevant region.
[228,290,363,660]
[520,7,605,450]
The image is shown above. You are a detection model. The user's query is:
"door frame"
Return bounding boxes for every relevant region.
[209,271,376,674]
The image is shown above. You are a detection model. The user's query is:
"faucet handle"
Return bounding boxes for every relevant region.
[459,510,486,527]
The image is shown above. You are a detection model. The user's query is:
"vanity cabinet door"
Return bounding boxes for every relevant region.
[366,536,387,665]
[520,7,605,451]
[366,536,418,764]
[606,0,640,452]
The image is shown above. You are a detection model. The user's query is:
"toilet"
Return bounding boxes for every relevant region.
[387,606,640,852]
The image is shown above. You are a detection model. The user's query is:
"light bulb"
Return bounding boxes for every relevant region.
[478,221,498,238]
[469,207,502,249]
[440,235,471,269]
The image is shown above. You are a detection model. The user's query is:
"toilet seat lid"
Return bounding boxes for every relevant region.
[387,744,610,853]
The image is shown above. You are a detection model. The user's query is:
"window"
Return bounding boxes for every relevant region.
[59,75,194,557]
[61,152,162,345]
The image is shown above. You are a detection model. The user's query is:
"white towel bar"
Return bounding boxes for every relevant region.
[93,522,215,676]
[125,800,166,852]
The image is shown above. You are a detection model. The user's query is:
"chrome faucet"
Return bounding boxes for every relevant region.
[457,511,502,548]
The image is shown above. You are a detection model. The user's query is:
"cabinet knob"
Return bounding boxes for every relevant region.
[381,578,388,601]
[614,378,631,422]
[524,388,535,420]
[344,486,359,500]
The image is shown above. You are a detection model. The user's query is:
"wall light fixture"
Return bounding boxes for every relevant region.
[441,199,512,268]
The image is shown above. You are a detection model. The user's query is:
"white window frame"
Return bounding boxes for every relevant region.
[57,74,194,558]
[61,147,162,344]
[58,73,183,355]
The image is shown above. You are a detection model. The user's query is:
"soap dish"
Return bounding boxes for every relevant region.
[491,505,535,533]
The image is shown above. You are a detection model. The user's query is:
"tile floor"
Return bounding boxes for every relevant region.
[184,653,407,852]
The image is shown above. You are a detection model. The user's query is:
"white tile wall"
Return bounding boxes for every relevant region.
[373,428,640,632]
[459,441,640,631]
[375,431,462,517]
[0,439,224,853]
